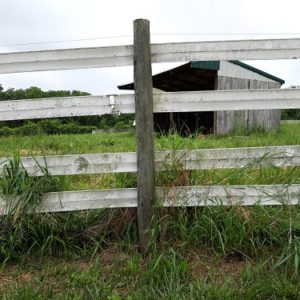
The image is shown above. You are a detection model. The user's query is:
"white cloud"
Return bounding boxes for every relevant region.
[0,0,299,93]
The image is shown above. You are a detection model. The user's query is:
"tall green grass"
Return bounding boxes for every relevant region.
[0,123,299,156]
[1,242,300,299]
[0,153,299,270]
[0,125,300,297]
[0,156,67,261]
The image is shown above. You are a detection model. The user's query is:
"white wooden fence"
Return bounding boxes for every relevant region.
[1,89,300,121]
[0,19,300,250]
[0,145,299,176]
[1,184,299,216]
[1,38,300,74]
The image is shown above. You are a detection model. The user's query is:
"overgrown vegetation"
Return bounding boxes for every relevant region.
[282,108,300,120]
[0,156,67,262]
[0,124,300,298]
[0,203,300,298]
[0,85,135,136]
[0,123,298,157]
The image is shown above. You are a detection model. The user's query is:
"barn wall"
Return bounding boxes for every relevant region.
[215,77,281,134]
[218,61,282,83]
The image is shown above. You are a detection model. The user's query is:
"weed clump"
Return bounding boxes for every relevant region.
[0,156,138,262]
[0,156,64,261]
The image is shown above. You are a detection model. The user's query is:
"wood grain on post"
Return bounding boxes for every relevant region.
[133,19,155,253]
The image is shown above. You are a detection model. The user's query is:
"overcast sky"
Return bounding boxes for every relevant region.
[0,0,300,94]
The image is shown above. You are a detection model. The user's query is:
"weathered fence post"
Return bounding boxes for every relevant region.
[133,19,155,253]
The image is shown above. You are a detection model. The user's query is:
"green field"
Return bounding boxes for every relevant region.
[0,123,299,156]
[0,124,300,299]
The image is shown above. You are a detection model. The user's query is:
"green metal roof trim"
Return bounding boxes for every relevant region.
[229,61,285,84]
[191,60,285,84]
[190,61,220,71]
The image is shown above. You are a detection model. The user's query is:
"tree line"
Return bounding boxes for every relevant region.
[0,85,134,136]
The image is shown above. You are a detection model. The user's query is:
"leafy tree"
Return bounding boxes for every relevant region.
[0,85,134,135]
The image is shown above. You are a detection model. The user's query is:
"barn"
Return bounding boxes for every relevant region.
[118,60,285,135]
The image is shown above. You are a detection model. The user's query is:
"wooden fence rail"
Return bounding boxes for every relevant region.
[0,94,134,121]
[0,184,299,215]
[0,45,134,74]
[0,145,299,176]
[1,38,300,74]
[1,88,300,121]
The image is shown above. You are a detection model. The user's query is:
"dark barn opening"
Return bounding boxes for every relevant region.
[153,112,214,135]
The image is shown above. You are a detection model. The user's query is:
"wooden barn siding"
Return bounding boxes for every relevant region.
[215,77,281,134]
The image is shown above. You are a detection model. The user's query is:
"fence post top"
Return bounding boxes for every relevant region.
[134,18,150,24]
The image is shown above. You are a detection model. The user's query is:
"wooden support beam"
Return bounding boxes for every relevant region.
[134,19,155,253]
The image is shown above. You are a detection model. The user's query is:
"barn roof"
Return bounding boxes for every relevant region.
[118,60,285,92]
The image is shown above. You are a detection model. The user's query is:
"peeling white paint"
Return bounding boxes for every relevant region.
[0,184,299,214]
[0,146,299,176]
[1,38,300,74]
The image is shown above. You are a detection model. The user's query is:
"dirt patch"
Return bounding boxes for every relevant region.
[0,265,32,291]
[214,260,246,286]
[78,208,137,240]
[99,247,131,266]
[17,273,32,282]
[0,256,94,292]
[186,249,213,279]
[216,259,245,275]
[0,275,14,291]
[214,251,247,285]
[190,262,209,279]
[187,249,247,282]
